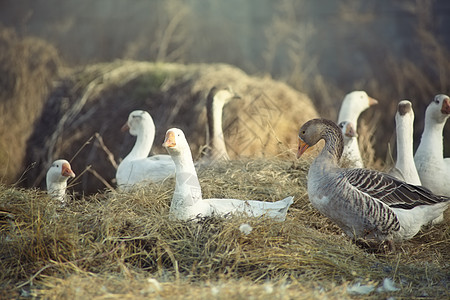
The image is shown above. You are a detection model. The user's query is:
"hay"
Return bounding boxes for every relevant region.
[34,275,353,300]
[23,60,318,194]
[0,26,61,183]
[0,158,448,299]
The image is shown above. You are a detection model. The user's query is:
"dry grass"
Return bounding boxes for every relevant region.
[0,158,448,299]
[0,26,62,184]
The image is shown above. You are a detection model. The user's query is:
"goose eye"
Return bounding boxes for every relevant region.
[302,130,306,135]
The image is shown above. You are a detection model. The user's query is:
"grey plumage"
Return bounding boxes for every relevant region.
[297,118,449,242]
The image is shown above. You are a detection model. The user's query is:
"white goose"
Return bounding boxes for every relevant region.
[337,121,363,168]
[414,94,450,196]
[388,100,421,185]
[337,91,378,168]
[163,128,294,221]
[46,159,75,203]
[116,110,175,189]
[202,86,241,163]
[297,118,449,244]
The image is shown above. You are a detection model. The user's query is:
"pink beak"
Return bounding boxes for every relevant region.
[62,163,75,178]
[441,97,450,114]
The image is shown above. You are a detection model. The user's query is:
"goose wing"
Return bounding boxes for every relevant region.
[341,168,449,209]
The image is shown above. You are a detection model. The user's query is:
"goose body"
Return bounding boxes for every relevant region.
[116,110,175,189]
[297,118,449,242]
[164,128,293,221]
[337,91,378,168]
[389,100,422,185]
[414,94,450,196]
[46,159,75,203]
[202,86,241,163]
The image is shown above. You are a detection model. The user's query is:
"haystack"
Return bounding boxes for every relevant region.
[23,61,318,194]
[0,27,61,183]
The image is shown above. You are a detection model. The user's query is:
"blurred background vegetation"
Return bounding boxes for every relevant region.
[0,0,449,187]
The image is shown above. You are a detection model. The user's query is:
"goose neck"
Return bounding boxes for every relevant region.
[171,151,197,175]
[47,181,67,200]
[396,119,415,165]
[321,124,344,165]
[126,129,154,160]
[419,118,444,155]
[170,148,202,210]
[207,97,229,158]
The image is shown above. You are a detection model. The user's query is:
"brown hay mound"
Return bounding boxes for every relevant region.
[1,158,448,299]
[23,60,318,194]
[0,26,61,184]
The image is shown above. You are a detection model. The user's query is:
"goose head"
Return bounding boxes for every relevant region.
[46,159,75,187]
[338,121,358,141]
[396,100,414,124]
[163,128,190,157]
[207,86,241,107]
[122,110,156,136]
[426,94,450,124]
[338,91,378,124]
[297,118,343,159]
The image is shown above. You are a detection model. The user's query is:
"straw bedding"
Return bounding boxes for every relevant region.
[0,158,448,299]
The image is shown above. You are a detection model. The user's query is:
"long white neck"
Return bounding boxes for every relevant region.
[47,180,67,202]
[207,99,229,160]
[125,125,155,161]
[345,137,360,152]
[395,115,420,182]
[416,112,445,160]
[342,136,363,168]
[343,135,356,147]
[171,150,198,179]
[170,148,203,215]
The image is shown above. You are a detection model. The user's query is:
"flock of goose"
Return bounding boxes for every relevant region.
[45,88,450,248]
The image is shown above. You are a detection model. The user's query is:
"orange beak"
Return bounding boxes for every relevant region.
[61,163,76,178]
[163,131,176,148]
[441,97,450,114]
[368,96,378,106]
[297,138,310,159]
[121,122,130,132]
